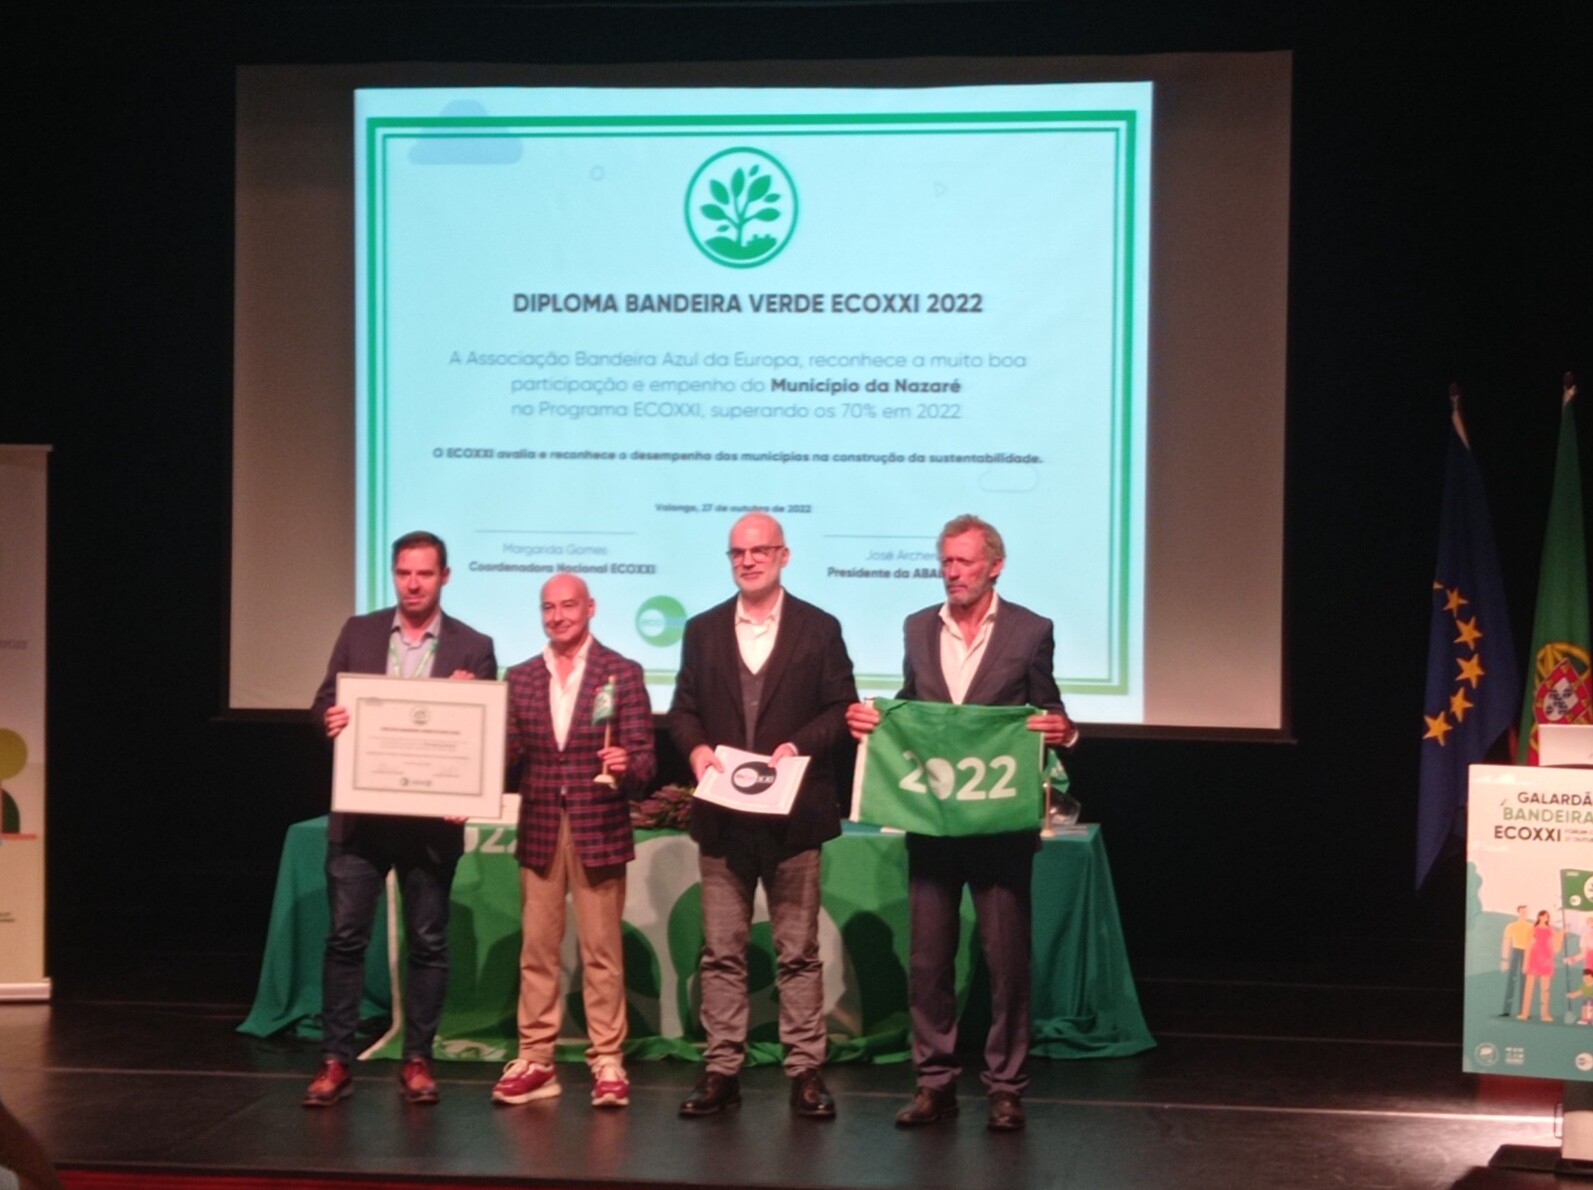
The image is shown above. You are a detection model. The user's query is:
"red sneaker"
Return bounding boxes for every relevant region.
[591,1062,630,1108]
[491,1058,560,1105]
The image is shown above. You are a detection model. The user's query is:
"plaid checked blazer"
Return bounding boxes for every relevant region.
[506,638,656,869]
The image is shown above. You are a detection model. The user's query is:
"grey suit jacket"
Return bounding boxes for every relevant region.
[311,606,498,848]
[900,597,1067,714]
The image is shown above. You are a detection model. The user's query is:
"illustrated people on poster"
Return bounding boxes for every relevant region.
[1499,904,1533,1017]
[1563,914,1591,969]
[1568,969,1593,1025]
[1517,909,1562,1022]
[1563,914,1592,1024]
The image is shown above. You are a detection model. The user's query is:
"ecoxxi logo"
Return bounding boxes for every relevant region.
[686,149,797,268]
[731,762,778,794]
[635,595,688,647]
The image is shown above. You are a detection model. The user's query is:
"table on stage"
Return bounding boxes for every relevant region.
[240,818,1154,1065]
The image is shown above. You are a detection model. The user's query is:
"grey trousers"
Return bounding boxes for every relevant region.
[698,836,826,1076]
[907,831,1034,1095]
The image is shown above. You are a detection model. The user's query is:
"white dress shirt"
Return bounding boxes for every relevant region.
[543,635,592,750]
[734,589,784,674]
[938,591,1001,705]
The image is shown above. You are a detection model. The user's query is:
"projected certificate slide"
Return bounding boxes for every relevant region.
[355,84,1151,718]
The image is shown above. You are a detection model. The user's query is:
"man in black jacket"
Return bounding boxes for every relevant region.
[668,512,857,1119]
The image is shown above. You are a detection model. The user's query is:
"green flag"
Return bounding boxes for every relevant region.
[1516,381,1592,763]
[1566,869,1593,914]
[590,676,616,725]
[850,698,1046,836]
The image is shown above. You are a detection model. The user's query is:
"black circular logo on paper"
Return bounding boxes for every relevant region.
[731,762,777,794]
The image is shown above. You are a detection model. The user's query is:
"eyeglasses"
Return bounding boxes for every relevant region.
[726,545,784,562]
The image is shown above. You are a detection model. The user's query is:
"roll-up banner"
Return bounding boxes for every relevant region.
[0,445,51,1000]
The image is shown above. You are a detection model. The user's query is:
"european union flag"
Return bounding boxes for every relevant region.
[1417,400,1520,888]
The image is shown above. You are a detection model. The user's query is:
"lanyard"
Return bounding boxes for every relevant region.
[389,632,438,679]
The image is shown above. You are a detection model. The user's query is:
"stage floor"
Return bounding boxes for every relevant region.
[0,948,1575,1190]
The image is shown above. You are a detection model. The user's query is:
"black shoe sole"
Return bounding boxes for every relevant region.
[895,1106,958,1127]
[679,1098,741,1117]
[301,1084,352,1108]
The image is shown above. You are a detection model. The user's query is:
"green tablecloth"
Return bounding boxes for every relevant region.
[239,819,1153,1064]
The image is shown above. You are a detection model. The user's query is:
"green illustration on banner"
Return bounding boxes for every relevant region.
[686,148,797,268]
[851,699,1046,836]
[0,729,24,834]
[1568,869,1593,912]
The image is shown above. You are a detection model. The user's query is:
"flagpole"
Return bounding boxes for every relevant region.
[1448,381,1469,447]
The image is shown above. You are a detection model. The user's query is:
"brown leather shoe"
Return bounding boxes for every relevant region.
[790,1069,836,1119]
[895,1085,958,1127]
[987,1090,1025,1132]
[302,1059,352,1107]
[399,1056,440,1105]
[679,1071,741,1117]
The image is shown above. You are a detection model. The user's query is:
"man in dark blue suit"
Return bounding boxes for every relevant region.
[848,514,1076,1132]
[668,512,857,1119]
[303,531,497,1108]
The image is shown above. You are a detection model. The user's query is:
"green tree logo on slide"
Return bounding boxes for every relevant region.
[686,148,797,268]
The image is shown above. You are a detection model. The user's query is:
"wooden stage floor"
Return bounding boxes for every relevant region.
[0,950,1578,1190]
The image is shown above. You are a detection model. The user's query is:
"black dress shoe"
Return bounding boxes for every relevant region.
[895,1085,959,1127]
[679,1071,741,1117]
[987,1090,1025,1132]
[790,1069,836,1118]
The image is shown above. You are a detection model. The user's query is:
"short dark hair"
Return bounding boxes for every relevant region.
[938,514,1005,564]
[392,530,447,570]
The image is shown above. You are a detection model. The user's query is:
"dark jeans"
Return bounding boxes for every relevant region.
[321,821,460,1063]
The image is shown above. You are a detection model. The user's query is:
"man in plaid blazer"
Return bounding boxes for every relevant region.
[491,573,656,1109]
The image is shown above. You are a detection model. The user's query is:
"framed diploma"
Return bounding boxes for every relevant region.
[331,673,508,819]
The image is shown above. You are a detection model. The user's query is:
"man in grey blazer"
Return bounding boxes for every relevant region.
[303,531,497,1108]
[847,514,1076,1132]
[668,512,857,1119]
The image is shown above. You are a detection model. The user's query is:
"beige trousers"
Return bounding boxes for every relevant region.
[516,812,628,1066]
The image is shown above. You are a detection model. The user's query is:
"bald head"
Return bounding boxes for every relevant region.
[541,572,595,655]
[542,573,590,604]
[732,511,785,545]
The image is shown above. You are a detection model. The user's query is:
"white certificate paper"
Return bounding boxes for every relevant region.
[692,746,810,817]
[331,673,508,819]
